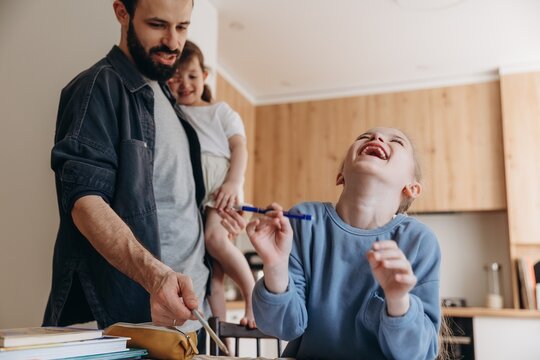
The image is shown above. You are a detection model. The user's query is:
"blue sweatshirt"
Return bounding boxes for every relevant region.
[252,202,441,360]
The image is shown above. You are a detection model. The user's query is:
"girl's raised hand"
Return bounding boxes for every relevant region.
[246,203,293,268]
[366,240,417,316]
[245,203,293,294]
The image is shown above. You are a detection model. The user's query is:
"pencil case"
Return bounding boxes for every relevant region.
[104,322,198,360]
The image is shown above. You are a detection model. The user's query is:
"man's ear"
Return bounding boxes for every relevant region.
[402,182,422,199]
[113,0,130,27]
[336,173,344,186]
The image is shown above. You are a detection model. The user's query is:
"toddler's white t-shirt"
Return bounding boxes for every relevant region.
[179,102,245,159]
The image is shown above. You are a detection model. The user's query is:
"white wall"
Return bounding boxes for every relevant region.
[189,0,218,92]
[0,0,217,328]
[417,212,512,308]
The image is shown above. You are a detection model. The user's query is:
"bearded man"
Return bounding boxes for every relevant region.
[43,2,241,348]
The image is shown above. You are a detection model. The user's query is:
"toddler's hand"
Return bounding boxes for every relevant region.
[366,240,417,316]
[213,180,241,209]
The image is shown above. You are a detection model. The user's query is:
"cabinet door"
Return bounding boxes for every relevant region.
[474,317,540,359]
[254,82,506,212]
[500,72,540,246]
[216,75,257,204]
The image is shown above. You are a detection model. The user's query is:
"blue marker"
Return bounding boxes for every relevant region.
[234,205,314,221]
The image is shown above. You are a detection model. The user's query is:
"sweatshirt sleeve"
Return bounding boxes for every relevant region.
[252,237,309,341]
[375,228,441,360]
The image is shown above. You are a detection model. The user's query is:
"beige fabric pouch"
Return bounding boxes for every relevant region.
[104,322,199,360]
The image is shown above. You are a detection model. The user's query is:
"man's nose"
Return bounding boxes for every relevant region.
[162,30,180,52]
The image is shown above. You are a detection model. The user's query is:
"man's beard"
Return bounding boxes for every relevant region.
[127,21,181,81]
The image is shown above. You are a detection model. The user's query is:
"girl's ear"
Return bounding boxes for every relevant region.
[402,182,422,199]
[203,70,209,81]
[336,173,344,186]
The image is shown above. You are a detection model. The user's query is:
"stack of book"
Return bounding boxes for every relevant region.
[0,326,147,360]
[516,257,540,310]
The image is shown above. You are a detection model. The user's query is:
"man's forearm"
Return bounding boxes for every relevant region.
[72,195,171,294]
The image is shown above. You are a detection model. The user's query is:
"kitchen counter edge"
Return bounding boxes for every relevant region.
[443,306,540,318]
[227,302,540,318]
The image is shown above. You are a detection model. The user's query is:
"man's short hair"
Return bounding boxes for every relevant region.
[119,0,194,17]
[119,0,138,17]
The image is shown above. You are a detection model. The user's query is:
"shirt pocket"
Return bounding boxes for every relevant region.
[112,139,155,219]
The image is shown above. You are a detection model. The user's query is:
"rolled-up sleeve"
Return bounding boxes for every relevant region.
[53,144,116,213]
[252,235,309,341]
[51,68,121,214]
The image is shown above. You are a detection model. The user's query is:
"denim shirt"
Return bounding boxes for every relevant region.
[43,46,206,328]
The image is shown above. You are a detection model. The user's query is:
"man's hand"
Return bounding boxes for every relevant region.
[71,196,201,326]
[149,271,199,326]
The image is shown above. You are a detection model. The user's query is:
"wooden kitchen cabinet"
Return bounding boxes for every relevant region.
[216,74,257,203]
[500,71,540,307]
[254,81,506,212]
[500,72,540,247]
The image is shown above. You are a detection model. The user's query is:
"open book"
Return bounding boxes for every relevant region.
[516,257,537,310]
[0,327,103,347]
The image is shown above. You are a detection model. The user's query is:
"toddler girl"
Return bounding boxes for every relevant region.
[168,40,255,328]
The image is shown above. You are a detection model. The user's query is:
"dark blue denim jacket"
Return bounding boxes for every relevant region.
[43,46,206,328]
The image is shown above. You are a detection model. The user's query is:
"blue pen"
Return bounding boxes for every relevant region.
[234,205,314,221]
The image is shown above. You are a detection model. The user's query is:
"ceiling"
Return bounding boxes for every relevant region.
[208,0,540,105]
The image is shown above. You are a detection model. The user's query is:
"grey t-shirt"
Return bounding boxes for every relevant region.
[148,80,210,332]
